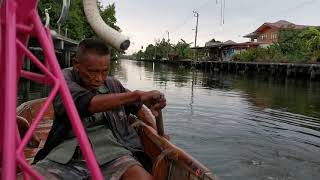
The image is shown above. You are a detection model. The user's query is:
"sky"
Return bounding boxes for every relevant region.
[101,0,320,54]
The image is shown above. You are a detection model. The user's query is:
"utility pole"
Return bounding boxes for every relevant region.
[166,30,170,60]
[193,10,199,62]
[154,39,157,60]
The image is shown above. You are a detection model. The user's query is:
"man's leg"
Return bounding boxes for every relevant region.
[121,165,154,180]
[100,154,154,180]
[132,151,153,173]
[32,159,89,180]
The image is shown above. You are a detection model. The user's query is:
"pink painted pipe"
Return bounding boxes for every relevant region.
[1,1,18,180]
[0,0,104,179]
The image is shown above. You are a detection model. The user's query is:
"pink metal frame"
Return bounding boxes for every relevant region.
[0,0,103,179]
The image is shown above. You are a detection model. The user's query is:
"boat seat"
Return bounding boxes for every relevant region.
[17,116,41,148]
[16,98,54,162]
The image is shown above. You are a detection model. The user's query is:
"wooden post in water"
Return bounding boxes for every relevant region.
[310,66,315,80]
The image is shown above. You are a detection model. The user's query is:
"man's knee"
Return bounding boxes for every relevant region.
[121,165,154,180]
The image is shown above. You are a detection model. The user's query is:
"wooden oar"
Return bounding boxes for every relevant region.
[156,110,165,136]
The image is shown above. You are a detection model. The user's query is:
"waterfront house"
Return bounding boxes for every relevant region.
[194,20,312,61]
[244,20,309,47]
[193,40,260,61]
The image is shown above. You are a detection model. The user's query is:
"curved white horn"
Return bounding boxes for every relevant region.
[57,0,70,26]
[83,0,130,51]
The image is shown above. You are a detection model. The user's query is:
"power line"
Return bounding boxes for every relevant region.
[170,0,215,35]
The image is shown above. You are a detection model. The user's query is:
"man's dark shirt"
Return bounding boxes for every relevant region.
[34,68,144,164]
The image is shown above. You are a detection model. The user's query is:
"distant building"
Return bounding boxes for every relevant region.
[193,40,260,61]
[194,20,313,61]
[244,20,309,46]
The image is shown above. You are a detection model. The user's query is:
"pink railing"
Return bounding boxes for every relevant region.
[0,0,103,179]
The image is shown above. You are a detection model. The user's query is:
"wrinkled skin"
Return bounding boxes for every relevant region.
[74,54,166,117]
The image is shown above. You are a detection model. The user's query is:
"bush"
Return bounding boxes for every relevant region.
[232,28,320,63]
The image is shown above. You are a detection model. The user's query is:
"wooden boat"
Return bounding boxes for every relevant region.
[15,98,217,180]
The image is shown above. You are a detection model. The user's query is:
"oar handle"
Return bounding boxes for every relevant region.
[156,110,165,136]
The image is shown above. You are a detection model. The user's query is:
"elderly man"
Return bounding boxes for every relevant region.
[33,38,166,180]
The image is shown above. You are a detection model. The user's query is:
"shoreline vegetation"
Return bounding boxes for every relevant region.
[128,27,320,64]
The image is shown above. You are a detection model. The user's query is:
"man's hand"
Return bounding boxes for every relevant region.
[149,95,166,117]
[135,90,167,117]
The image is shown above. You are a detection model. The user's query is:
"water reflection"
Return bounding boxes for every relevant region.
[112,60,320,180]
[18,79,51,105]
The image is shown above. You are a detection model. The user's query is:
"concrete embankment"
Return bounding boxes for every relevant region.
[137,59,320,80]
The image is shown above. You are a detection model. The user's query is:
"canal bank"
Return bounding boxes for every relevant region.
[134,59,320,80]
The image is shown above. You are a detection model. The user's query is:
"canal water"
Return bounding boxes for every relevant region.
[18,60,320,180]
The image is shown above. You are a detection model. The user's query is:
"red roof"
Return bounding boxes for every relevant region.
[262,20,307,29]
[244,20,309,38]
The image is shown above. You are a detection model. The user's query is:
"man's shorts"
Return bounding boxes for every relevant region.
[31,155,142,180]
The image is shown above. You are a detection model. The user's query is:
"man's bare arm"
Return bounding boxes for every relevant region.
[88,91,140,113]
[88,90,163,114]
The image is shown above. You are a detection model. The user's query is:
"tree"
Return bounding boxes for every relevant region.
[38,0,121,40]
[300,27,320,62]
[100,3,120,32]
[38,1,122,60]
[173,39,193,59]
[134,50,144,60]
[277,28,308,62]
[154,38,171,59]
[144,44,156,60]
[300,27,320,52]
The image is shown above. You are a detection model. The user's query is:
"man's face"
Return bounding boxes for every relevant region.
[74,53,111,90]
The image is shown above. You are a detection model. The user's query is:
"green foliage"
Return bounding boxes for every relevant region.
[134,38,195,61]
[134,50,144,60]
[38,1,122,60]
[300,27,320,50]
[38,0,120,40]
[233,27,320,63]
[173,39,193,59]
[233,46,285,62]
[144,44,156,60]
[300,27,320,62]
[100,3,120,31]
